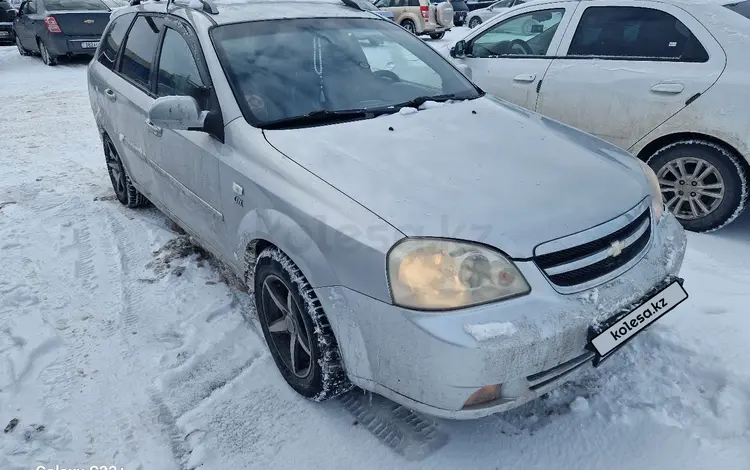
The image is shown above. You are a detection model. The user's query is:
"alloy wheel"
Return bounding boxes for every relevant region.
[402,21,416,34]
[260,274,314,379]
[656,156,725,220]
[104,140,128,201]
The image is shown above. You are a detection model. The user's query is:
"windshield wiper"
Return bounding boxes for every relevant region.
[392,93,479,111]
[261,109,384,130]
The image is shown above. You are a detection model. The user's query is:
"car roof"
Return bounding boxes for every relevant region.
[513,0,735,9]
[118,0,378,24]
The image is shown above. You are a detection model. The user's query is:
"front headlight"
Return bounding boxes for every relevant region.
[387,238,530,310]
[639,160,664,222]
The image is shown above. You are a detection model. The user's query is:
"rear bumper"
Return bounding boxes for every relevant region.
[0,23,13,43]
[44,34,100,56]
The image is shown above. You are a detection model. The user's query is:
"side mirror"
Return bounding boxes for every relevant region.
[456,63,472,80]
[450,39,466,58]
[148,96,207,132]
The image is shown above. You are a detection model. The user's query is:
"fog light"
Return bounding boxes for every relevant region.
[462,384,501,408]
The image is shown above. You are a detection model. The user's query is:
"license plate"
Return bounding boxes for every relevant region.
[589,280,688,359]
[81,41,99,48]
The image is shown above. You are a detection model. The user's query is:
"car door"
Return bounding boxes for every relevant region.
[14,0,38,50]
[149,19,227,253]
[451,3,575,110]
[101,13,165,198]
[535,1,726,150]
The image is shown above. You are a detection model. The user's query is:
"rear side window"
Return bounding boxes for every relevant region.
[724,1,750,19]
[119,15,165,90]
[97,12,135,70]
[42,0,108,10]
[568,7,708,62]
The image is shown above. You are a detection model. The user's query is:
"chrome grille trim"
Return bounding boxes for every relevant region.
[535,197,652,257]
[534,197,654,294]
[544,216,650,276]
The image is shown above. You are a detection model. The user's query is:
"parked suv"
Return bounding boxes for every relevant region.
[88,0,687,419]
[375,0,453,38]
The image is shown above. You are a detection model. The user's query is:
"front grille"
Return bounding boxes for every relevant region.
[535,207,652,289]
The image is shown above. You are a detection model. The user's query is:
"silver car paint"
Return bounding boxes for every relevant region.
[89,1,686,418]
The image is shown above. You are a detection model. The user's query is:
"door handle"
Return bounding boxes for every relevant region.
[650,82,684,94]
[513,73,536,83]
[146,120,162,137]
[104,88,116,102]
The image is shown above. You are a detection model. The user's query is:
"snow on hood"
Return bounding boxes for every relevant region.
[263,96,649,258]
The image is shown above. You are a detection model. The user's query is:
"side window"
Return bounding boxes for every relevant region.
[374,0,390,7]
[567,7,709,62]
[156,28,207,106]
[407,0,419,6]
[23,0,36,13]
[119,15,165,90]
[97,13,135,70]
[470,9,564,58]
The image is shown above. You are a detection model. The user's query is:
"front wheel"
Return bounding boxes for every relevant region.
[254,247,353,401]
[647,140,748,232]
[16,37,31,56]
[429,32,446,40]
[468,16,482,28]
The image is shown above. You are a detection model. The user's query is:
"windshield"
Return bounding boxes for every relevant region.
[211,17,481,128]
[43,0,109,10]
[724,0,750,19]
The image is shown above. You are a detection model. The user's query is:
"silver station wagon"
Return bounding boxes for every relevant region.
[87,0,688,418]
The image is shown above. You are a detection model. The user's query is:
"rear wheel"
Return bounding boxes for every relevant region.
[430,32,446,40]
[103,135,148,208]
[401,19,416,34]
[38,39,57,66]
[647,140,748,232]
[468,16,482,28]
[16,37,31,56]
[254,247,352,401]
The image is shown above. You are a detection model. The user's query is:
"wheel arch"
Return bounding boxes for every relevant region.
[635,131,750,177]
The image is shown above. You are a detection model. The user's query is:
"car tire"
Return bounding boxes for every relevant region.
[16,37,31,56]
[38,39,57,66]
[430,32,446,39]
[103,135,148,208]
[468,16,482,28]
[254,246,353,402]
[647,140,748,232]
[401,19,417,34]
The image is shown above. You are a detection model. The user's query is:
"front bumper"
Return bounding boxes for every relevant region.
[316,212,687,419]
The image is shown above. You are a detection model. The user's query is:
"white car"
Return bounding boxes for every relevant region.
[466,0,526,28]
[447,0,750,232]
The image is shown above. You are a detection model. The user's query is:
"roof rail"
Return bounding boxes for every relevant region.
[128,0,219,14]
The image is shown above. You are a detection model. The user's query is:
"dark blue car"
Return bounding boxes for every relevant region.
[0,0,15,44]
[13,0,111,65]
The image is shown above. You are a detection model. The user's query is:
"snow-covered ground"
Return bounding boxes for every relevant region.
[1,34,750,470]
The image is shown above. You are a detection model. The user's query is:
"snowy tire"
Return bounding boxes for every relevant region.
[16,37,31,56]
[103,136,148,208]
[647,140,748,232]
[401,19,416,34]
[468,17,482,28]
[39,39,57,66]
[254,247,352,402]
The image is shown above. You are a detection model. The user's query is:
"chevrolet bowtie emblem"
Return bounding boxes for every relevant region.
[84,19,95,24]
[607,240,625,258]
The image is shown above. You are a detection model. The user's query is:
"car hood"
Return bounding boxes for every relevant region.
[263,96,650,258]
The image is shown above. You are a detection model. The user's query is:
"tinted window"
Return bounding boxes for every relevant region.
[471,9,564,57]
[156,28,206,105]
[97,12,134,70]
[407,0,419,6]
[43,0,107,9]
[568,7,708,62]
[724,1,750,20]
[119,15,165,90]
